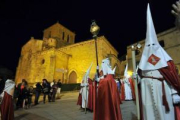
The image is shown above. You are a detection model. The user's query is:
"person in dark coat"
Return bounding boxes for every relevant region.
[56,79,62,99]
[42,79,51,103]
[16,79,27,108]
[34,82,42,105]
[51,81,58,102]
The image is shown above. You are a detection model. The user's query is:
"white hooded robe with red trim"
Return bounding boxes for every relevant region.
[138,4,179,120]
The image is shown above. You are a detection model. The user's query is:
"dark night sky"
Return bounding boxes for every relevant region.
[0,0,176,73]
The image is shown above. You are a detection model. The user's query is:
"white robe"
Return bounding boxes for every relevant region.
[124,78,132,100]
[0,79,15,120]
[141,70,175,120]
[81,83,88,109]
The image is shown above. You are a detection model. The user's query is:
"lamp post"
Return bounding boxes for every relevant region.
[131,43,141,120]
[90,20,100,116]
[90,20,100,77]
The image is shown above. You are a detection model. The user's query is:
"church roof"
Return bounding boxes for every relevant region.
[58,36,118,55]
[43,22,75,35]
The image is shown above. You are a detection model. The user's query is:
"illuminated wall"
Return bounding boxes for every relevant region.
[15,23,121,85]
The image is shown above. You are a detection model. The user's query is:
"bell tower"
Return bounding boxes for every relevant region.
[43,22,76,48]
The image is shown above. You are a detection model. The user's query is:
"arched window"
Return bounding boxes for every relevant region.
[69,71,77,83]
[41,59,45,64]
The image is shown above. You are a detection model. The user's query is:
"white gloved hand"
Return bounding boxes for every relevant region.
[84,83,89,86]
[172,94,180,104]
[132,73,137,80]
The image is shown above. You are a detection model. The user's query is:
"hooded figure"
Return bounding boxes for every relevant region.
[78,63,93,110]
[94,58,122,120]
[138,4,180,120]
[123,64,133,100]
[0,79,15,120]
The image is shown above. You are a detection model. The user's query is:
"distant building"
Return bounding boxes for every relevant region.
[122,27,180,76]
[15,22,121,85]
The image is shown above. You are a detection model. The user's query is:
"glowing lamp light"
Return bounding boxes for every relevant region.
[128,71,133,77]
[90,20,100,38]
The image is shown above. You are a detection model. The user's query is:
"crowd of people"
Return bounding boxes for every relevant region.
[14,79,62,109]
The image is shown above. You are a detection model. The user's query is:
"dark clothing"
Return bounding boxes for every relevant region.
[57,81,62,88]
[34,83,42,105]
[51,84,58,102]
[16,84,28,108]
[42,82,51,103]
[27,88,33,106]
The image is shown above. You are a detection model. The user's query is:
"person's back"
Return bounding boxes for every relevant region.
[56,80,62,99]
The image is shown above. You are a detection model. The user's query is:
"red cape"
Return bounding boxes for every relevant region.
[77,93,82,106]
[120,82,125,101]
[94,74,122,120]
[159,61,180,120]
[129,78,135,100]
[1,92,14,120]
[88,78,93,111]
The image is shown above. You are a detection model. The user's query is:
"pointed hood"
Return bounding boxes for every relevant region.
[82,63,93,83]
[124,64,129,78]
[112,66,116,74]
[85,62,93,78]
[139,4,172,71]
[101,58,110,76]
[107,66,116,75]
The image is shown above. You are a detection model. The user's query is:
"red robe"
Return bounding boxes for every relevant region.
[138,61,180,120]
[88,78,93,111]
[94,74,122,120]
[77,93,82,106]
[1,92,14,120]
[120,82,125,101]
[129,78,135,100]
[93,80,98,119]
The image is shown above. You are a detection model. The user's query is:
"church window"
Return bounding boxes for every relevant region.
[159,40,165,47]
[41,59,45,64]
[62,32,65,40]
[67,35,70,43]
[135,49,140,55]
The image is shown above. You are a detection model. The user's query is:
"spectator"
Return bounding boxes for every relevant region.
[42,79,51,103]
[56,79,62,99]
[51,81,58,102]
[27,86,33,108]
[16,79,27,109]
[34,82,42,105]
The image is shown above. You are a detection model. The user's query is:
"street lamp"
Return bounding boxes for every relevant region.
[90,20,100,116]
[90,20,100,77]
[131,43,141,120]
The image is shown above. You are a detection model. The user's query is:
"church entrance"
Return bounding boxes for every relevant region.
[69,71,77,83]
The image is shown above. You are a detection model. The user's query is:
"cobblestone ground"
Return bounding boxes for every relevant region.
[14,91,137,120]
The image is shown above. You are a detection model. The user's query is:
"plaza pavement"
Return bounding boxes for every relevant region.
[14,91,137,120]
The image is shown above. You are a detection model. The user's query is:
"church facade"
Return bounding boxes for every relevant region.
[15,22,121,85]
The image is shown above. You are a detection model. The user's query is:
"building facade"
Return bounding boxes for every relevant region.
[15,22,121,85]
[123,27,180,75]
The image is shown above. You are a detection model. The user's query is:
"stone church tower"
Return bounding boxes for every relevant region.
[15,22,121,85]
